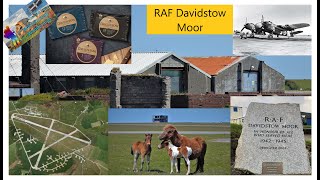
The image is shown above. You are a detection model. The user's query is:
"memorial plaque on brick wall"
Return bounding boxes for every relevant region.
[234,102,311,174]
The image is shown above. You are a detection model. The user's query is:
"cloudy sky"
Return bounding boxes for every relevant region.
[231,96,312,116]
[234,5,312,35]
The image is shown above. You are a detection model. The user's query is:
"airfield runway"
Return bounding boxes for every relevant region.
[233,35,311,55]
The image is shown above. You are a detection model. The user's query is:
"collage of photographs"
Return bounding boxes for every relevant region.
[4,0,315,177]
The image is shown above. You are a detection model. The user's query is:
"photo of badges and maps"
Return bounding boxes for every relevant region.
[46,5,131,64]
[3,0,56,51]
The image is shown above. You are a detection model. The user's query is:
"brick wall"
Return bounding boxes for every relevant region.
[171,93,230,108]
[171,92,310,108]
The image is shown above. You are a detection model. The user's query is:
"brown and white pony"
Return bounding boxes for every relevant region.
[158,140,192,175]
[131,134,152,172]
[159,124,207,174]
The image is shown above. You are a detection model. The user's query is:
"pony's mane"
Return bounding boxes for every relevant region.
[163,124,177,131]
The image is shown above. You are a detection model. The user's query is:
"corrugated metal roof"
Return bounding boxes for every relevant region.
[9,52,170,77]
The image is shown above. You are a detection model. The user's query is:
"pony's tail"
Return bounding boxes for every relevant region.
[130,146,133,155]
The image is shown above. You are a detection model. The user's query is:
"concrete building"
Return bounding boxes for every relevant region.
[230,106,244,124]
[9,52,285,95]
[185,56,285,94]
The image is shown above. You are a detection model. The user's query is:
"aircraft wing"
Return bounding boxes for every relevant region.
[288,23,310,29]
[277,23,310,30]
[275,25,287,31]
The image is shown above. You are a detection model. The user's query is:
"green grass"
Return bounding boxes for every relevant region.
[93,134,108,151]
[9,143,18,165]
[18,93,56,101]
[59,101,89,125]
[82,111,98,129]
[109,123,230,132]
[230,124,242,139]
[304,125,311,129]
[285,79,311,91]
[108,122,230,175]
[70,87,110,95]
[108,133,230,175]
[95,108,107,122]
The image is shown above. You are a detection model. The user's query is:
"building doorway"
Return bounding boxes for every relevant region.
[161,69,185,93]
[242,71,258,92]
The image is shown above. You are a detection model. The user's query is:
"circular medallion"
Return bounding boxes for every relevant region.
[56,13,77,35]
[98,16,119,38]
[75,40,97,63]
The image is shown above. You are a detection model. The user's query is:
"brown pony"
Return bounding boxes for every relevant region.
[159,125,207,174]
[131,134,152,172]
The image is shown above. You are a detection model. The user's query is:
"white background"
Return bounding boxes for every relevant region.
[3,0,317,179]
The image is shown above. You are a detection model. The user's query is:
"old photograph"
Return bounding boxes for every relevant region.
[233,5,311,55]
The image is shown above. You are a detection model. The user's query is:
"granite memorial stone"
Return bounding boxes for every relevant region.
[234,102,311,174]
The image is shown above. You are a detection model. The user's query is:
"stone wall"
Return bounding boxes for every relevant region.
[110,68,171,108]
[171,92,309,108]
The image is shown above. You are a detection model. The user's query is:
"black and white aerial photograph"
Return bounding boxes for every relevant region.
[233,5,311,56]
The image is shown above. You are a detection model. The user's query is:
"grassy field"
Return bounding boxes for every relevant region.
[285,79,311,91]
[108,123,230,175]
[9,142,17,165]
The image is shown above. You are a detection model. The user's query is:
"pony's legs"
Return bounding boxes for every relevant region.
[195,157,201,174]
[133,153,139,172]
[199,156,205,172]
[140,154,145,171]
[146,154,151,171]
[185,158,191,175]
[183,158,188,169]
[194,153,205,173]
[199,142,207,172]
[174,158,179,173]
[176,158,181,173]
[170,158,174,174]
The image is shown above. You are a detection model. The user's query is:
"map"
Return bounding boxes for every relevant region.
[9,100,108,175]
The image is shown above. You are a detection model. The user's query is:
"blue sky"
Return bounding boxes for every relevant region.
[108,108,230,123]
[256,56,311,79]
